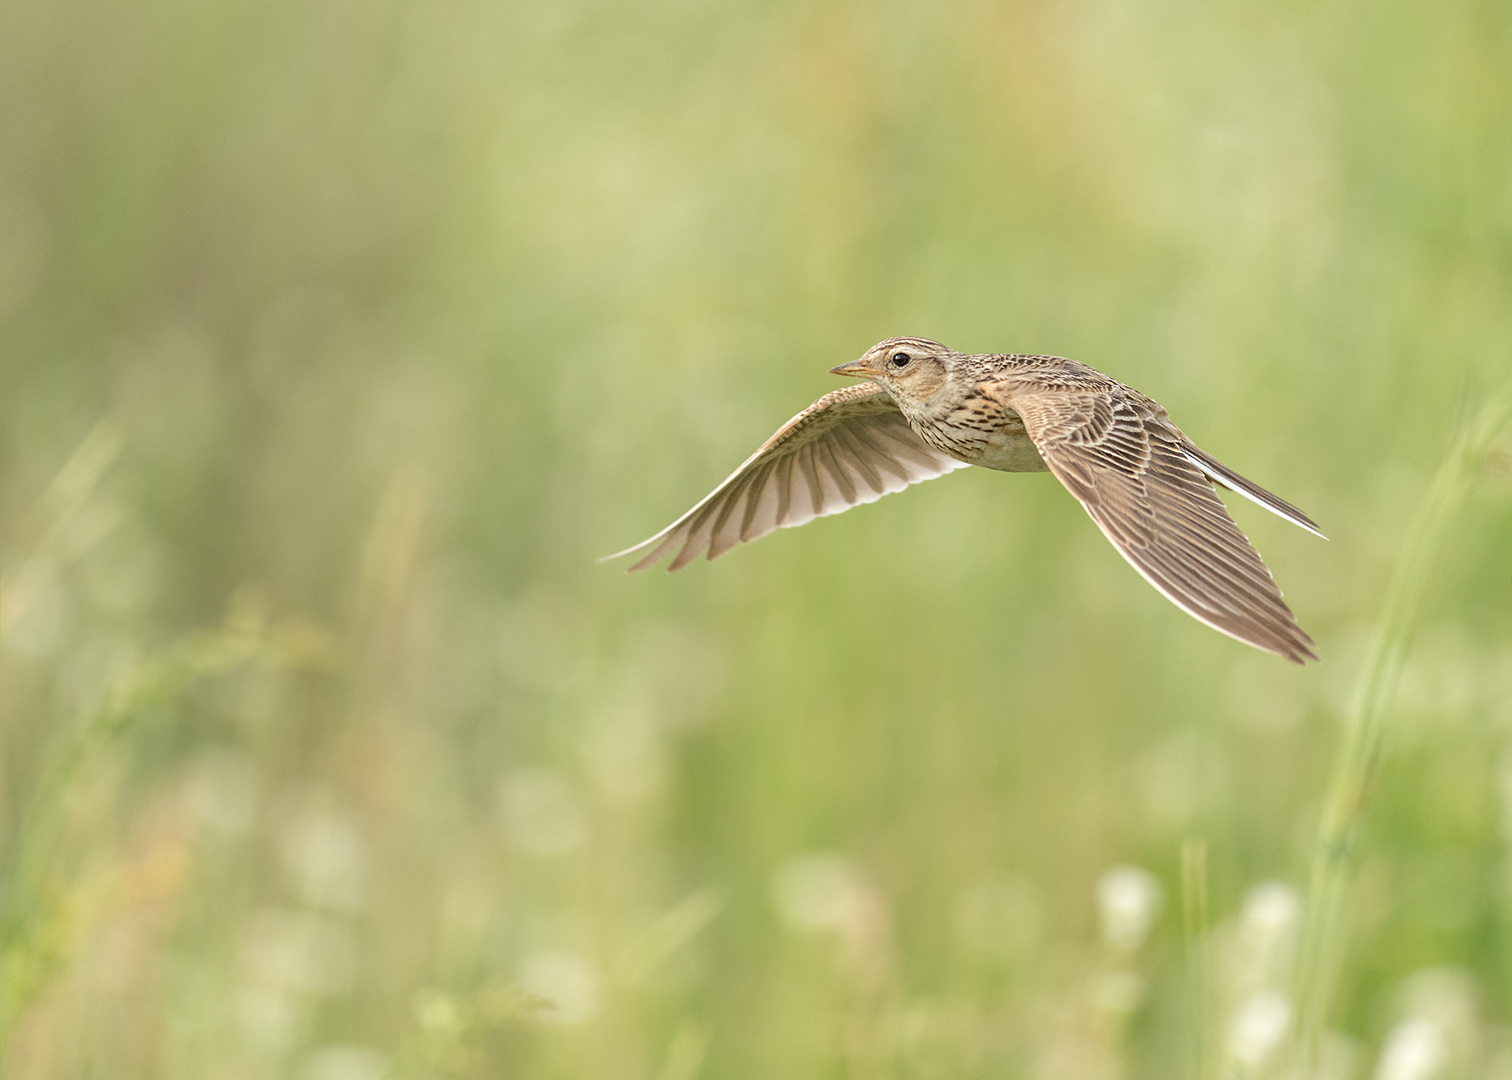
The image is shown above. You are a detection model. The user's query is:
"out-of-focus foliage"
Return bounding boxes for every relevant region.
[0,0,1508,1077]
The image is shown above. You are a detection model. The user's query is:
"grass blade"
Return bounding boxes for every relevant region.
[1292,379,1512,1075]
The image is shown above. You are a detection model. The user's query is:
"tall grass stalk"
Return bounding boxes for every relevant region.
[0,606,325,1045]
[0,425,333,1046]
[1292,379,1512,1076]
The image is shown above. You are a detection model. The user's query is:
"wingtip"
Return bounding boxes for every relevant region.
[1181,444,1328,540]
[1275,627,1320,665]
[597,546,640,568]
[597,543,660,571]
[1285,504,1327,540]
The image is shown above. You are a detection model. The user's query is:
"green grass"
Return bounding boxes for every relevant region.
[1292,381,1512,1078]
[1,0,1510,1077]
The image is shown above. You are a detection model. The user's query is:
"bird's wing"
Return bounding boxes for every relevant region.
[1180,440,1326,538]
[604,382,968,571]
[1009,385,1317,662]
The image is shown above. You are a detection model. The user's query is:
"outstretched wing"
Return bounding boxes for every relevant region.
[604,382,968,571]
[1010,385,1318,662]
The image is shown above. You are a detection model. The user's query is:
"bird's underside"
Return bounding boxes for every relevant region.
[604,342,1324,663]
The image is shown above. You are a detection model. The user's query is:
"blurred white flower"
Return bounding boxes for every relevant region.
[1228,990,1291,1072]
[279,804,368,911]
[771,851,890,986]
[1374,1019,1445,1080]
[241,907,357,996]
[1387,968,1480,1074]
[1229,881,1301,997]
[498,769,587,855]
[297,1045,389,1080]
[520,950,601,1026]
[1242,882,1301,939]
[771,852,869,933]
[1097,866,1163,953]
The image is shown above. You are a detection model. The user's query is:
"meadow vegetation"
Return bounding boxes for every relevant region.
[0,0,1509,1077]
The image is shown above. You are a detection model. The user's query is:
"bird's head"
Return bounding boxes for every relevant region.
[829,337,957,407]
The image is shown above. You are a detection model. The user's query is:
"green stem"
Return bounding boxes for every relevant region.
[1292,381,1512,1076]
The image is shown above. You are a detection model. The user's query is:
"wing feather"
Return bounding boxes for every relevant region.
[1183,442,1326,538]
[798,443,825,517]
[773,453,795,527]
[604,382,967,570]
[820,440,857,504]
[739,460,778,540]
[1011,384,1318,662]
[832,426,887,495]
[845,426,912,484]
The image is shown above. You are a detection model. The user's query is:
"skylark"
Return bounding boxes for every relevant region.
[605,338,1324,663]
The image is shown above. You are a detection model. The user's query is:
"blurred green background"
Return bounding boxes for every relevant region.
[0,0,1509,1077]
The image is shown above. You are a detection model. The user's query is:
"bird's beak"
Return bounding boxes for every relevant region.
[829,358,881,378]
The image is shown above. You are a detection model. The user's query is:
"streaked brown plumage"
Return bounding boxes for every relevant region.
[605,337,1325,663]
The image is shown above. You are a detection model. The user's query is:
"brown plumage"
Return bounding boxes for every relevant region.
[604,337,1325,663]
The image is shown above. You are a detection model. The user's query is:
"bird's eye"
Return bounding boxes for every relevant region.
[890,351,911,368]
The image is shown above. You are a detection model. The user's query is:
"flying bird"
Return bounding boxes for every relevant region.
[605,337,1324,663]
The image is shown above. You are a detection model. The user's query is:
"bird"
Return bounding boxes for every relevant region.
[604,337,1325,663]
